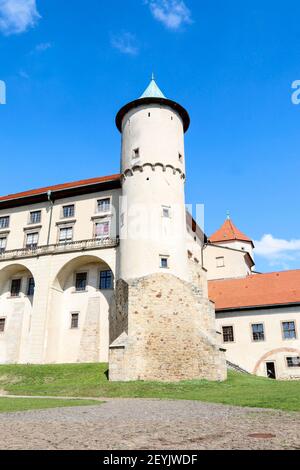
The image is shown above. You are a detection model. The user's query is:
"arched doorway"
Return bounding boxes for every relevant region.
[45,255,114,364]
[0,263,36,363]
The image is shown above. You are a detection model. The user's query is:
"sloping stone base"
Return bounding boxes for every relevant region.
[109,273,227,382]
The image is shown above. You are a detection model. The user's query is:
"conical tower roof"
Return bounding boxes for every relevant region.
[116,75,190,133]
[140,75,166,99]
[209,217,253,247]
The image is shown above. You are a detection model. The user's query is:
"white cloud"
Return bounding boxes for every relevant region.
[34,42,52,53]
[111,32,139,56]
[146,0,192,30]
[254,234,300,268]
[0,0,40,35]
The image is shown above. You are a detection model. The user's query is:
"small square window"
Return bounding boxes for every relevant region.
[216,257,225,268]
[29,211,41,224]
[0,216,9,229]
[0,318,5,333]
[71,313,79,329]
[286,356,300,368]
[99,270,113,290]
[222,326,234,343]
[282,321,296,340]
[160,257,169,269]
[252,323,265,342]
[97,198,111,213]
[11,279,21,297]
[95,221,110,238]
[75,273,87,292]
[63,205,75,218]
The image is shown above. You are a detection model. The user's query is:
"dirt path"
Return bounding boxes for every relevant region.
[0,399,299,450]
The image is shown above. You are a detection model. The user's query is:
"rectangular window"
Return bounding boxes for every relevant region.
[63,205,75,219]
[95,221,110,238]
[26,232,39,249]
[222,326,234,343]
[132,148,140,159]
[252,323,265,342]
[160,257,169,269]
[0,216,9,229]
[0,237,7,253]
[162,206,171,218]
[97,198,111,213]
[75,272,87,292]
[27,277,35,296]
[59,226,73,243]
[29,210,41,224]
[99,270,113,290]
[216,257,225,268]
[0,318,5,333]
[282,321,297,340]
[71,313,79,329]
[286,357,300,368]
[11,279,21,297]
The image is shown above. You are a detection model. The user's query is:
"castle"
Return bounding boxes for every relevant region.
[0,78,299,381]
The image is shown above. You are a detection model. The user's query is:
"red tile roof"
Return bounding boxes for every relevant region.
[209,270,300,311]
[0,174,121,203]
[209,218,253,245]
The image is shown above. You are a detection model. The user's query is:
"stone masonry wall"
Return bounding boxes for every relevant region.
[109,273,227,382]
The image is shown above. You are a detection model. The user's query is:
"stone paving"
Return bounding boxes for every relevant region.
[0,398,299,450]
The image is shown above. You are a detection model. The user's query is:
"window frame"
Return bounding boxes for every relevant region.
[222,325,235,343]
[286,356,300,368]
[99,270,113,290]
[251,322,265,342]
[216,256,225,268]
[96,197,112,215]
[94,219,111,239]
[10,278,22,298]
[162,205,171,219]
[62,204,75,219]
[160,256,169,269]
[0,317,6,333]
[25,231,39,250]
[29,210,41,225]
[58,225,74,244]
[281,320,297,340]
[0,216,10,230]
[27,277,35,297]
[70,312,80,329]
[132,148,140,161]
[0,236,7,253]
[74,271,88,293]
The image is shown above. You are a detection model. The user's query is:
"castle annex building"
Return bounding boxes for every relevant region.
[0,79,299,381]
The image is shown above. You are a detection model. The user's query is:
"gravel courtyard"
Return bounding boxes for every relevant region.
[0,398,299,450]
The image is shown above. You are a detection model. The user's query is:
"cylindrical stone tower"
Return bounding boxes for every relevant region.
[116,76,191,282]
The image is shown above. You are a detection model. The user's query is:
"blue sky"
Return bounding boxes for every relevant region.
[0,0,300,273]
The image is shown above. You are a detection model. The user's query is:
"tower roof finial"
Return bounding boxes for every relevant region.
[151,72,155,81]
[227,210,231,220]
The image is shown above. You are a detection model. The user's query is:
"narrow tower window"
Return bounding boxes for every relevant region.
[71,313,79,329]
[162,206,171,218]
[132,148,140,160]
[179,153,183,163]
